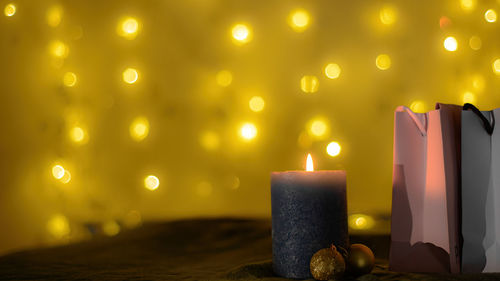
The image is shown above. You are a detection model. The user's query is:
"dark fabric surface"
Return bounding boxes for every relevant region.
[1,218,500,280]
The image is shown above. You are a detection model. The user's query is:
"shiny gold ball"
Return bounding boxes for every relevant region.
[347,244,375,277]
[310,245,346,281]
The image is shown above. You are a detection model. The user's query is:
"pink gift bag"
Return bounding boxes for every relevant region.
[389,103,461,273]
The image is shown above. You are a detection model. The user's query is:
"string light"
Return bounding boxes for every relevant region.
[69,126,86,144]
[124,210,142,229]
[348,214,375,230]
[375,54,391,70]
[122,68,139,84]
[460,0,476,12]
[47,214,70,239]
[324,63,341,79]
[493,59,500,75]
[443,36,457,52]
[117,17,140,40]
[46,5,63,27]
[60,170,71,184]
[439,16,452,29]
[103,220,120,236]
[469,36,482,50]
[130,117,149,142]
[216,70,232,87]
[63,72,77,87]
[462,91,476,104]
[144,175,160,191]
[196,181,213,196]
[287,9,311,32]
[379,5,397,25]
[229,176,240,190]
[4,3,16,17]
[326,141,341,157]
[231,23,252,45]
[297,131,313,149]
[471,74,485,91]
[410,100,426,113]
[307,117,329,139]
[240,122,257,141]
[199,131,220,151]
[485,9,497,23]
[249,96,265,112]
[52,165,65,179]
[49,40,69,58]
[300,75,319,93]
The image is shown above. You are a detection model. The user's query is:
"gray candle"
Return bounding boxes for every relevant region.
[271,154,348,279]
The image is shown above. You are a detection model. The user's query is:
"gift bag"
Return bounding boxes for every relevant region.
[389,103,461,273]
[461,103,500,273]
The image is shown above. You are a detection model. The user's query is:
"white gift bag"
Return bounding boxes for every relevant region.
[461,103,500,273]
[390,103,461,273]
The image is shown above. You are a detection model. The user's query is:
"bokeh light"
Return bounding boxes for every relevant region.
[46,5,63,27]
[324,63,341,79]
[249,96,265,112]
[485,9,497,23]
[410,100,427,113]
[326,141,341,157]
[130,117,149,142]
[5,0,500,255]
[443,36,458,52]
[493,59,500,75]
[228,176,240,190]
[199,131,220,151]
[59,170,71,184]
[460,0,476,12]
[287,9,311,32]
[122,68,139,84]
[47,214,70,239]
[307,117,329,139]
[49,40,69,58]
[144,175,160,191]
[196,181,213,197]
[300,75,319,93]
[348,214,376,230]
[69,126,86,144]
[63,72,77,87]
[117,17,140,40]
[240,122,257,141]
[379,5,397,25]
[4,3,15,17]
[375,54,391,70]
[52,165,65,180]
[216,70,232,87]
[231,23,252,45]
[462,91,476,104]
[124,210,142,229]
[439,16,452,29]
[469,36,482,50]
[471,74,485,91]
[103,220,120,236]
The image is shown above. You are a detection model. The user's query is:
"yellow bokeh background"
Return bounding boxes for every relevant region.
[1,0,500,255]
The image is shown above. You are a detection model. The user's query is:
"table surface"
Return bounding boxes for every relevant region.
[1,218,499,280]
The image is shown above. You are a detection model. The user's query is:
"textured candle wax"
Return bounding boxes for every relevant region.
[271,171,348,279]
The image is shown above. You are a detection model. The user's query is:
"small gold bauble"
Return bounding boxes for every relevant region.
[347,243,375,277]
[310,245,346,281]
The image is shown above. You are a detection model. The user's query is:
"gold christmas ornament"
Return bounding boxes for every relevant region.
[310,245,346,280]
[347,243,375,277]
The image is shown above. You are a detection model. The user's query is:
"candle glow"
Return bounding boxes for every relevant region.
[306,154,314,171]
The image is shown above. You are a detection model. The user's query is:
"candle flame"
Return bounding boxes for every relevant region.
[306,153,314,171]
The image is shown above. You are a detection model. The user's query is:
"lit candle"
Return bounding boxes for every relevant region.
[271,154,348,279]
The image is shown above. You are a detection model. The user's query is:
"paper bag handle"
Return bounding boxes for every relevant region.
[463,103,495,135]
[396,106,427,136]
